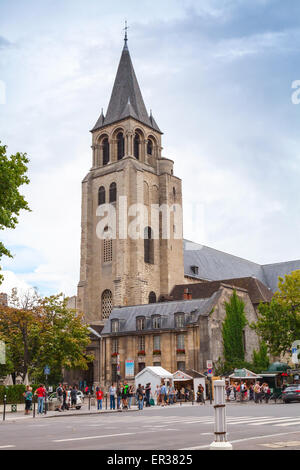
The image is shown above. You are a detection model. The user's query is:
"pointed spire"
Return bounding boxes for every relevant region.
[91,31,162,134]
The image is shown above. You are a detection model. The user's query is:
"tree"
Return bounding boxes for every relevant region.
[252,341,270,372]
[0,289,94,383]
[222,290,247,367]
[0,142,30,283]
[252,270,300,357]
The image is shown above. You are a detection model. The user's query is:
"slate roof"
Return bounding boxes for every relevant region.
[92,42,161,134]
[183,240,300,293]
[101,292,221,335]
[170,277,273,305]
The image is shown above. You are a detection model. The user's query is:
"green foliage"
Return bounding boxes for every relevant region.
[222,290,247,365]
[252,271,300,356]
[0,142,31,283]
[252,342,270,371]
[0,291,94,382]
[0,384,25,404]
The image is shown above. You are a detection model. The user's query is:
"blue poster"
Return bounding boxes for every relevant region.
[125,360,135,377]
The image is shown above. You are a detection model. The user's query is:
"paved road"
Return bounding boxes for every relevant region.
[1,402,300,450]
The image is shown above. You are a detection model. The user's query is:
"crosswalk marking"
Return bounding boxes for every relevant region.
[274,421,300,427]
[248,417,300,425]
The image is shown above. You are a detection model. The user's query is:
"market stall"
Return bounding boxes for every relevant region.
[135,366,173,390]
[173,369,206,400]
[228,368,262,401]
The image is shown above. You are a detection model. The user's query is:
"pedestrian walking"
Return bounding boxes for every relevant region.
[23,386,33,415]
[168,383,175,404]
[117,384,122,409]
[70,385,77,409]
[136,384,144,410]
[145,383,151,407]
[96,387,104,410]
[254,381,262,403]
[122,382,129,409]
[160,382,167,406]
[197,384,205,404]
[128,385,134,409]
[154,384,160,405]
[56,383,63,411]
[35,384,46,415]
[109,383,116,410]
[62,385,69,410]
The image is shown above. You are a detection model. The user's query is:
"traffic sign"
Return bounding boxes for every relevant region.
[206,360,213,369]
[207,368,213,377]
[44,366,50,376]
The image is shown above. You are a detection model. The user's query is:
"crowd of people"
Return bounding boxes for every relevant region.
[225,381,273,403]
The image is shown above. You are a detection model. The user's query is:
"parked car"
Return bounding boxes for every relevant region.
[282,385,300,403]
[48,391,82,410]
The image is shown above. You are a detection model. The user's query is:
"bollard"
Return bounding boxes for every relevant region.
[44,395,47,415]
[105,393,108,410]
[88,393,91,410]
[33,396,36,418]
[210,380,232,450]
[3,394,6,421]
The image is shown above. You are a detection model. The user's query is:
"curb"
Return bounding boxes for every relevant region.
[43,408,139,418]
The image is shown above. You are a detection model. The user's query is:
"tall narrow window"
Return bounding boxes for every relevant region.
[176,334,185,350]
[144,226,154,264]
[134,133,140,159]
[112,338,118,354]
[148,292,156,304]
[109,182,117,203]
[103,226,112,262]
[117,132,124,160]
[111,318,119,332]
[152,315,161,329]
[102,138,109,166]
[102,290,113,319]
[136,317,146,331]
[147,139,153,155]
[98,186,105,205]
[153,335,161,351]
[138,336,145,351]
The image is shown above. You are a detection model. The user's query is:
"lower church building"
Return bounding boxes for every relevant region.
[69,33,300,388]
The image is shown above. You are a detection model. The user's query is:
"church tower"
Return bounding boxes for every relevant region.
[77,33,184,325]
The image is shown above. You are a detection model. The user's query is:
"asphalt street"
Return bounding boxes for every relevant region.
[1,402,300,450]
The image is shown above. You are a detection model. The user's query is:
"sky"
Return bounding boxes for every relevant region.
[0,0,300,297]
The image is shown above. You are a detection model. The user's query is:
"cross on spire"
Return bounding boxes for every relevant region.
[124,20,129,48]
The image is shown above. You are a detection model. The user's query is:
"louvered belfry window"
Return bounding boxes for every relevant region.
[103,226,112,263]
[109,182,117,203]
[117,132,125,160]
[102,289,113,319]
[148,291,156,304]
[134,133,140,159]
[98,186,105,205]
[103,138,109,166]
[147,139,153,155]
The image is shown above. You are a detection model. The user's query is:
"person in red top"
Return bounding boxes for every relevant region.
[96,388,104,410]
[35,384,46,415]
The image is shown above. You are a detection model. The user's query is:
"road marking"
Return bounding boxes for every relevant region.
[180,430,300,450]
[53,432,135,442]
[0,445,16,449]
[260,441,300,448]
[274,421,300,427]
[248,417,300,426]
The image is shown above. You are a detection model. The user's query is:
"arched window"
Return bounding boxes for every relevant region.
[134,133,140,159]
[98,186,105,205]
[103,138,109,166]
[102,289,113,319]
[149,292,156,304]
[144,226,154,264]
[103,226,112,262]
[147,139,153,155]
[109,182,117,203]
[117,132,125,160]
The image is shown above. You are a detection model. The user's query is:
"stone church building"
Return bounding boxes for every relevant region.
[72,35,300,388]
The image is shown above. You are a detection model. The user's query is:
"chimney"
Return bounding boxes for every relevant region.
[183,288,188,300]
[183,288,192,300]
